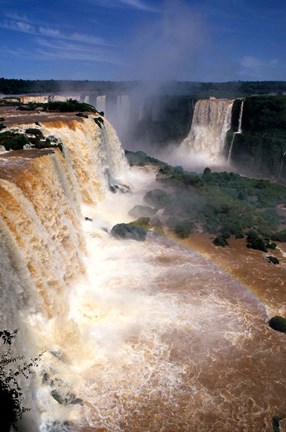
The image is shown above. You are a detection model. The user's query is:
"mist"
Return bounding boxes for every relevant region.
[105,0,206,157]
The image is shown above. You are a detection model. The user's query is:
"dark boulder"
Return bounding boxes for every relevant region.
[269,316,286,333]
[111,218,150,241]
[51,389,83,406]
[267,256,279,265]
[213,236,229,247]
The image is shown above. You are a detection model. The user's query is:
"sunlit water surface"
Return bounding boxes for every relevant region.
[28,168,286,432]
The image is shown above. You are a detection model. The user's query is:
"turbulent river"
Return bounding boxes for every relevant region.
[0,111,285,432]
[32,168,286,432]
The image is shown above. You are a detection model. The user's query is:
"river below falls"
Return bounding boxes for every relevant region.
[32,234,286,432]
[27,168,286,432]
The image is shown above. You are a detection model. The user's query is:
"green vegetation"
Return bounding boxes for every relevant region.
[230,96,286,179]
[174,220,195,238]
[126,151,286,249]
[246,230,268,252]
[213,235,229,247]
[0,78,285,98]
[0,330,42,431]
[45,99,96,113]
[268,316,286,333]
[272,229,286,242]
[0,131,29,150]
[0,129,63,152]
[16,99,96,113]
[0,118,6,130]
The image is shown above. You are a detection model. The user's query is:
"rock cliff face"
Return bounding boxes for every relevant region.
[229,96,286,180]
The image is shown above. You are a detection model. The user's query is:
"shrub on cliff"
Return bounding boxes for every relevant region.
[0,330,42,431]
[0,131,29,150]
[46,99,96,113]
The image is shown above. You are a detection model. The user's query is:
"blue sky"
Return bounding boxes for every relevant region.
[0,0,285,81]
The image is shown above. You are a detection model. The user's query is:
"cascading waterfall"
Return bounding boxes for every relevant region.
[227,99,244,163]
[0,115,131,429]
[181,98,234,165]
[1,110,286,432]
[95,95,107,114]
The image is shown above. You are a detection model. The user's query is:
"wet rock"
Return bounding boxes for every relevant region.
[144,189,170,209]
[42,372,53,386]
[50,350,65,362]
[51,389,83,406]
[111,218,150,241]
[109,182,130,193]
[272,415,286,432]
[44,420,74,432]
[267,255,279,265]
[213,236,229,247]
[268,316,286,333]
[128,205,156,218]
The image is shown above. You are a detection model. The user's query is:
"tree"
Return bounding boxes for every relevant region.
[0,330,42,431]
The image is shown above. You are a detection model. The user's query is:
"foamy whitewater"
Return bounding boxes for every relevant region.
[172,98,234,169]
[0,114,286,431]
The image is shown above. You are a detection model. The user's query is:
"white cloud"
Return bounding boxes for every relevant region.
[0,18,108,46]
[116,0,159,12]
[241,56,279,69]
[239,56,280,79]
[35,38,122,64]
[39,27,61,38]
[91,0,160,12]
[0,19,35,33]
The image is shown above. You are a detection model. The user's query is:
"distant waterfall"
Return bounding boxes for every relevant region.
[227,99,244,163]
[237,99,244,134]
[181,98,234,164]
[95,95,107,113]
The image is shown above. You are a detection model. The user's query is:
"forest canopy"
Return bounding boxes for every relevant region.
[1,78,286,98]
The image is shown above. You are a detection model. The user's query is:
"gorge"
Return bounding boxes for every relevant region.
[0,97,286,432]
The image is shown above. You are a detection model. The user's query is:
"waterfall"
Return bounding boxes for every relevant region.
[181,98,234,164]
[0,116,129,321]
[0,114,132,429]
[105,95,131,144]
[237,99,244,134]
[227,99,244,163]
[95,95,106,113]
[1,108,285,432]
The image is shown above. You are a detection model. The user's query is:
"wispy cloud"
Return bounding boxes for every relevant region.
[239,56,280,78]
[1,36,122,66]
[0,17,108,46]
[115,0,160,12]
[241,56,278,68]
[91,0,160,12]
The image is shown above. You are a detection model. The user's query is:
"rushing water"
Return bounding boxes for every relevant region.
[0,114,285,432]
[181,98,234,166]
